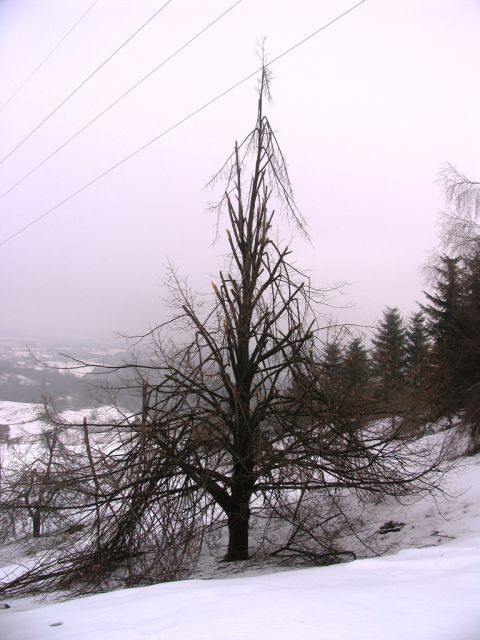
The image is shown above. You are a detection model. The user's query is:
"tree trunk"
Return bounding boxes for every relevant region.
[224,505,250,561]
[32,510,41,538]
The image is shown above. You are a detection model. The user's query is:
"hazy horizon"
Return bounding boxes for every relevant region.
[1,0,479,341]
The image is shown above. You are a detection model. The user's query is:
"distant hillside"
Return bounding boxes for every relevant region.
[0,339,131,410]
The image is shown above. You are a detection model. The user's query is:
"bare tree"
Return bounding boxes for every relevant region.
[0,70,445,595]
[0,426,75,541]
[438,162,480,259]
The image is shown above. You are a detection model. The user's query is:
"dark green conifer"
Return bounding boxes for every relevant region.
[405,311,430,389]
[372,307,406,391]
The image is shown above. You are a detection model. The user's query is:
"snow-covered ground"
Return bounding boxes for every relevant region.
[1,534,479,640]
[0,405,479,639]
[0,400,126,440]
[0,401,46,439]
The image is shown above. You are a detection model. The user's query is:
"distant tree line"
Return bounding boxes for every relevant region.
[332,165,480,450]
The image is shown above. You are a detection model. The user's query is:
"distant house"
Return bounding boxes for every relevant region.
[0,424,10,443]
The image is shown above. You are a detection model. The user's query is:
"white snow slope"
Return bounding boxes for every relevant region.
[1,430,480,639]
[1,536,479,640]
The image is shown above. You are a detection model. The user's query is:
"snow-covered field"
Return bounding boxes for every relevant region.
[0,400,126,440]
[1,535,479,639]
[0,402,479,639]
[0,401,46,439]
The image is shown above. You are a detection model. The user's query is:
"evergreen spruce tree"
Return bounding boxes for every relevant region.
[461,253,480,445]
[428,164,480,445]
[372,307,406,390]
[371,308,407,427]
[344,338,370,388]
[405,311,430,389]
[423,254,480,440]
[322,342,344,379]
[422,256,464,420]
[423,256,461,343]
[317,341,345,409]
[341,337,373,422]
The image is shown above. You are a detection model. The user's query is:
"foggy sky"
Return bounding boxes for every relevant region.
[1,0,479,341]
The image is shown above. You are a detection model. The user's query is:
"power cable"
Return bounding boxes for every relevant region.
[0,0,173,167]
[0,0,242,202]
[0,0,101,114]
[0,0,366,249]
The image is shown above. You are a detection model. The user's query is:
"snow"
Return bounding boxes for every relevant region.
[0,401,126,439]
[0,401,46,438]
[1,407,479,639]
[1,535,479,640]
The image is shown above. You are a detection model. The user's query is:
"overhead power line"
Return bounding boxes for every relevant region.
[0,0,101,115]
[0,0,366,249]
[0,0,173,167]
[0,0,242,202]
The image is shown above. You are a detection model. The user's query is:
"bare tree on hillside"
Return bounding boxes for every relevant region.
[0,70,446,595]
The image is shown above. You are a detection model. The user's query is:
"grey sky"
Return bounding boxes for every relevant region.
[1,0,479,341]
